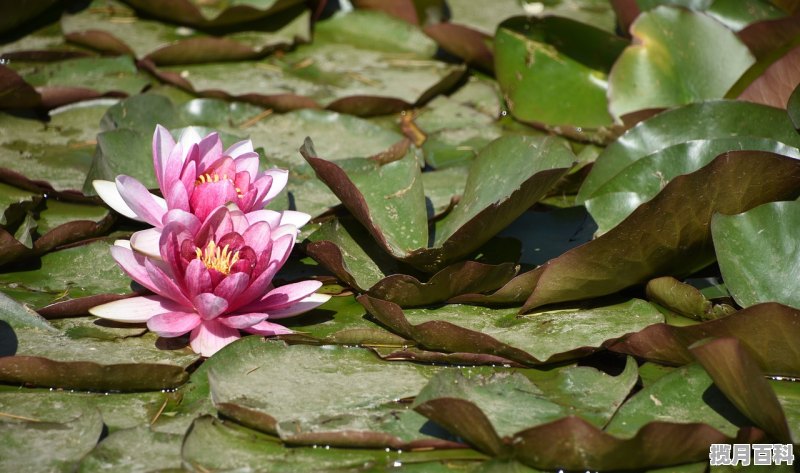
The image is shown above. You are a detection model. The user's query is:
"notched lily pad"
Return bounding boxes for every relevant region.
[303,135,574,272]
[206,337,458,449]
[610,302,800,377]
[358,295,664,364]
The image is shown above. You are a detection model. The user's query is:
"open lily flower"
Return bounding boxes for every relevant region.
[93,125,308,257]
[90,206,330,357]
[94,126,289,222]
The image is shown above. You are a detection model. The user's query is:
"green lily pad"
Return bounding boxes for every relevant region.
[62,0,310,65]
[0,101,113,192]
[0,408,103,473]
[608,6,755,119]
[359,296,664,364]
[0,240,133,308]
[712,200,800,309]
[691,338,794,442]
[635,0,788,31]
[0,23,92,60]
[606,363,751,438]
[461,151,800,310]
[610,302,800,376]
[304,135,573,272]
[123,0,307,29]
[495,16,627,138]
[585,137,800,234]
[181,416,486,472]
[206,337,455,448]
[278,294,407,346]
[78,427,183,472]
[0,389,173,433]
[314,10,436,57]
[8,56,150,108]
[577,100,800,204]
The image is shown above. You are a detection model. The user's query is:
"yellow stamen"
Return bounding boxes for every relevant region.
[195,240,240,275]
[194,173,244,197]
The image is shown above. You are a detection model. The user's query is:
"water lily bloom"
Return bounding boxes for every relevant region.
[90,206,330,357]
[93,126,309,257]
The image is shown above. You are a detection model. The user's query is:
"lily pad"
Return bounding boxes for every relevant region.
[0,408,103,473]
[712,200,800,309]
[606,363,751,438]
[634,0,788,31]
[610,302,800,376]
[461,151,800,310]
[495,16,627,139]
[0,101,113,192]
[608,6,755,119]
[0,239,133,308]
[645,276,735,321]
[359,295,664,364]
[303,135,574,272]
[123,0,307,29]
[7,56,150,108]
[0,389,173,432]
[577,100,800,204]
[181,416,486,472]
[78,427,182,472]
[62,0,310,65]
[206,337,456,448]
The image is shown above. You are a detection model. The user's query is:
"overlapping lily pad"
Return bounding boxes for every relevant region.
[62,0,310,65]
[610,302,800,376]
[494,16,628,140]
[303,134,574,272]
[712,200,800,309]
[5,56,150,108]
[458,151,800,310]
[206,337,455,448]
[359,295,664,364]
[608,6,755,119]
[78,426,183,472]
[123,0,307,29]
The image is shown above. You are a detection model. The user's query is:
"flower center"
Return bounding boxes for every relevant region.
[195,240,240,275]
[195,173,243,196]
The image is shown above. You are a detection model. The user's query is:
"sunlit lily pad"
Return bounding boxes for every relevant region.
[608,6,755,119]
[78,426,183,472]
[712,200,800,309]
[0,408,103,473]
[62,0,310,64]
[207,337,458,448]
[610,302,800,376]
[359,296,663,364]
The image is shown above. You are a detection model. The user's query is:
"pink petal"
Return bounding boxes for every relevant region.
[130,228,162,259]
[233,151,259,178]
[214,272,250,303]
[264,292,331,320]
[160,222,192,284]
[163,209,201,235]
[190,180,238,221]
[225,139,254,160]
[244,320,293,336]
[110,245,160,294]
[93,180,139,220]
[162,142,185,196]
[147,311,201,337]
[279,210,311,229]
[196,206,230,245]
[245,209,282,228]
[190,319,240,357]
[152,125,176,188]
[177,127,202,159]
[218,312,267,329]
[166,178,190,212]
[179,159,197,199]
[196,132,224,172]
[193,293,229,320]
[250,174,275,207]
[262,169,289,202]
[242,221,272,254]
[115,175,167,227]
[269,233,296,268]
[145,258,193,307]
[89,295,181,323]
[226,261,280,312]
[185,259,212,298]
[241,280,323,313]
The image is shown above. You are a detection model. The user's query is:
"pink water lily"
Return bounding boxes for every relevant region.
[93,126,308,257]
[90,206,330,357]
